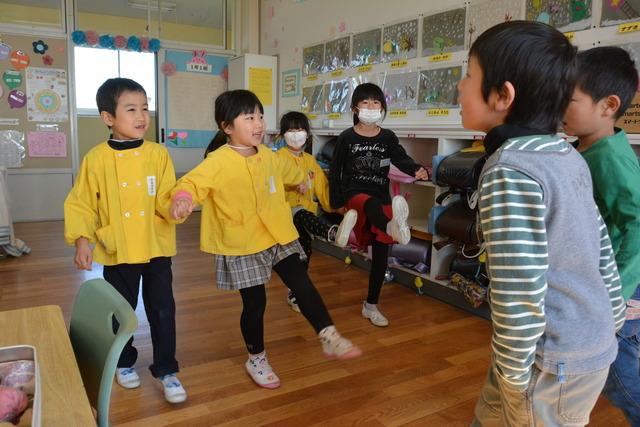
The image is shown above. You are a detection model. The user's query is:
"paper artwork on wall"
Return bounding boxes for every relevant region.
[26,67,68,122]
[27,131,66,157]
[382,19,418,62]
[0,130,25,168]
[0,43,11,60]
[0,85,3,98]
[9,50,29,70]
[281,68,300,97]
[381,71,419,110]
[301,84,325,113]
[302,43,324,76]
[349,73,381,93]
[351,28,382,67]
[7,90,26,109]
[468,0,523,46]
[616,42,640,133]
[422,8,466,57]
[324,36,350,72]
[601,0,640,27]
[324,80,350,113]
[525,0,592,32]
[418,66,462,109]
[2,70,21,89]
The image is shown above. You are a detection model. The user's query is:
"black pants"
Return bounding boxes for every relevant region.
[103,256,179,378]
[292,209,333,262]
[364,198,391,305]
[239,254,333,355]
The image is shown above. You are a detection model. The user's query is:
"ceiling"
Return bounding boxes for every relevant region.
[7,0,226,28]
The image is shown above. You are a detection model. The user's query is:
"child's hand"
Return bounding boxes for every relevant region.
[74,237,93,271]
[296,181,309,194]
[415,167,429,181]
[171,198,193,220]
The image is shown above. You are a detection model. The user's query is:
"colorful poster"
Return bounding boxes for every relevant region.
[422,8,466,57]
[382,71,419,110]
[281,68,300,97]
[469,0,523,46]
[351,28,382,67]
[25,67,68,122]
[382,19,418,62]
[27,131,66,157]
[302,43,324,76]
[601,0,640,27]
[324,36,350,72]
[418,67,462,109]
[248,67,273,106]
[525,0,592,32]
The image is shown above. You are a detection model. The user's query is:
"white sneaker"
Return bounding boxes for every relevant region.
[245,352,281,389]
[333,209,358,247]
[318,326,362,360]
[362,302,389,327]
[287,291,301,313]
[386,195,410,245]
[115,367,140,389]
[159,374,187,403]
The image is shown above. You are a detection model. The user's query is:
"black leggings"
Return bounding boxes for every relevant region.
[239,254,333,355]
[363,198,391,305]
[292,209,333,262]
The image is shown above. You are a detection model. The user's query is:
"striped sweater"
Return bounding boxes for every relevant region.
[479,133,625,390]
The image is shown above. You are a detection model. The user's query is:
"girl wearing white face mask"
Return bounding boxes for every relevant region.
[277,111,357,313]
[328,83,429,327]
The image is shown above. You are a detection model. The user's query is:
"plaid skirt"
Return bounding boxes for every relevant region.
[215,240,307,290]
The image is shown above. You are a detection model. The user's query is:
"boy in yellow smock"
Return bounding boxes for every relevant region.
[64,78,186,403]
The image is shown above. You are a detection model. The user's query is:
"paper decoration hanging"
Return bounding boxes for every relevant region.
[0,42,11,60]
[525,0,592,32]
[422,8,466,57]
[161,61,177,76]
[2,70,22,89]
[351,28,382,67]
[71,30,161,53]
[7,90,26,109]
[26,68,68,122]
[32,40,48,55]
[10,50,30,70]
[42,54,53,66]
[27,131,67,157]
[601,0,640,27]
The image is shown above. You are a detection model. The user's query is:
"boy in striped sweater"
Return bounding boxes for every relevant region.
[563,46,640,427]
[457,21,626,426]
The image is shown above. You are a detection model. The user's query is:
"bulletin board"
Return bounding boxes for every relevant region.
[162,49,228,148]
[0,33,70,169]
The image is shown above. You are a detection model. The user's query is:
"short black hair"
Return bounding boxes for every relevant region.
[576,46,638,119]
[96,77,147,115]
[215,89,264,130]
[469,20,576,133]
[350,83,387,125]
[279,111,310,135]
[204,90,264,155]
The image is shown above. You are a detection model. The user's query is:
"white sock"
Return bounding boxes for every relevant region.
[364,302,378,311]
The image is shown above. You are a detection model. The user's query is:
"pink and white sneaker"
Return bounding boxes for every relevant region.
[245,352,281,389]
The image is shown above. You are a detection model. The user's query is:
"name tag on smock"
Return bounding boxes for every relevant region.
[380,158,391,167]
[147,176,157,195]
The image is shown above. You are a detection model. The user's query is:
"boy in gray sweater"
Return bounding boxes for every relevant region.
[457,21,626,426]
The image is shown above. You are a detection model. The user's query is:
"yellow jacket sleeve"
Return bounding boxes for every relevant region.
[172,156,216,205]
[311,158,333,213]
[64,156,99,246]
[155,149,184,224]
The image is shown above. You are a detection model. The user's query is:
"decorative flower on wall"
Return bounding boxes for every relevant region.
[32,40,48,55]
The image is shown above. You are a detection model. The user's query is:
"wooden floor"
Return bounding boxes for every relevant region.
[0,214,629,426]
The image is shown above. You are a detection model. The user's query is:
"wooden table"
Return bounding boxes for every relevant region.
[0,305,95,426]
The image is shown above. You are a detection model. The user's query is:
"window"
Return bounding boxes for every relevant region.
[74,46,156,114]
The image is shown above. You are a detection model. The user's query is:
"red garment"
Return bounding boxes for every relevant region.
[346,193,394,246]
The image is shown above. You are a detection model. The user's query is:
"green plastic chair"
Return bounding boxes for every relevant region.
[69,278,138,427]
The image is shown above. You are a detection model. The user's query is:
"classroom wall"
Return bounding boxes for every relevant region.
[260,0,454,114]
[77,116,157,161]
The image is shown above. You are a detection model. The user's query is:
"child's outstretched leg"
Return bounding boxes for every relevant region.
[273,254,362,359]
[361,241,390,327]
[288,208,358,313]
[239,285,281,389]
